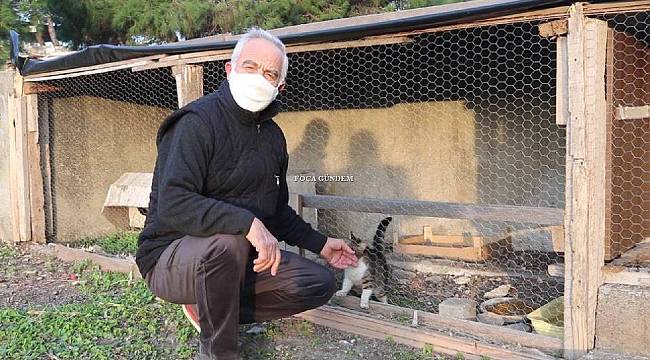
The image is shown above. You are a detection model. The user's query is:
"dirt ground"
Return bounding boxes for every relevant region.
[0,243,451,360]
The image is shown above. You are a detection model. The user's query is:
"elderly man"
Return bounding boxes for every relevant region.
[135,27,358,359]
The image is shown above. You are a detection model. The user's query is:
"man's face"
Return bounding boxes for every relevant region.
[226,38,284,88]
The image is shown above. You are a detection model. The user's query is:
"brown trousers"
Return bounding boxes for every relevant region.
[144,233,336,360]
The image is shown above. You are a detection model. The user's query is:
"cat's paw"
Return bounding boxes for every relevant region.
[335,290,348,297]
[360,301,370,309]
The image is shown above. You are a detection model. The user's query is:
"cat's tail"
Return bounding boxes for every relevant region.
[373,216,393,252]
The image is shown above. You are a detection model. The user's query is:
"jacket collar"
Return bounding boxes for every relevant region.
[219,79,281,127]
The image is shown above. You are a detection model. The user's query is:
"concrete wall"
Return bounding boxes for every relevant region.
[276,100,479,242]
[0,70,14,242]
[596,284,650,357]
[50,96,171,242]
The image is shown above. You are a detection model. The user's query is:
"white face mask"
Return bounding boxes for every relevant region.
[228,64,280,113]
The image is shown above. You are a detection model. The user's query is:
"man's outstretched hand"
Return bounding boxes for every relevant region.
[320,238,358,269]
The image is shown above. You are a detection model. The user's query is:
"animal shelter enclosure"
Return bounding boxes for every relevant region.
[3,1,650,359]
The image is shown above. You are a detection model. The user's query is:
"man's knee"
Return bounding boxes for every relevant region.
[300,264,336,308]
[202,234,250,267]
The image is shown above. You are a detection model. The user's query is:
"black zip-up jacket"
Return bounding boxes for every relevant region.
[135,79,328,278]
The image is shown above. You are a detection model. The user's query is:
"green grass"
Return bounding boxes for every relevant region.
[68,231,140,256]
[0,243,19,259]
[0,263,197,360]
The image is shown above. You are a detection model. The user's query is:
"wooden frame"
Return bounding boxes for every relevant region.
[562,4,609,358]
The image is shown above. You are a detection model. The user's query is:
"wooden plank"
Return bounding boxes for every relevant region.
[563,4,609,358]
[297,306,555,360]
[133,36,413,72]
[23,54,166,82]
[30,243,141,279]
[583,1,650,15]
[615,105,650,120]
[331,295,562,354]
[603,266,650,287]
[173,64,204,107]
[556,36,569,126]
[301,194,564,225]
[8,73,31,243]
[539,19,568,38]
[26,95,45,243]
[23,82,63,95]
[394,244,484,262]
[399,233,481,246]
[604,28,614,262]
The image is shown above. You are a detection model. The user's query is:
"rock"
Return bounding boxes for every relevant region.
[246,325,266,335]
[439,298,478,320]
[24,270,37,276]
[425,275,444,283]
[453,276,471,285]
[505,322,532,332]
[338,340,352,346]
[484,285,512,299]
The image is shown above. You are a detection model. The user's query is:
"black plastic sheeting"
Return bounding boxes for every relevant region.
[10,0,602,76]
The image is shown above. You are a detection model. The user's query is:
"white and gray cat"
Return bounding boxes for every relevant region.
[335,216,393,309]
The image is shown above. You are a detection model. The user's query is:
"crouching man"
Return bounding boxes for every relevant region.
[135,27,358,360]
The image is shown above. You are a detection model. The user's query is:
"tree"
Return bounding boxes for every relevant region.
[112,0,214,43]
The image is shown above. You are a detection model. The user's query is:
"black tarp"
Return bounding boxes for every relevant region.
[10,0,602,76]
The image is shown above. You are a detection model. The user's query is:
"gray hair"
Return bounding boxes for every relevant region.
[231,27,289,84]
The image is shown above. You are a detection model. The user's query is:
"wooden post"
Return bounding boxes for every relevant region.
[26,94,46,243]
[172,64,204,107]
[8,71,31,242]
[563,3,609,358]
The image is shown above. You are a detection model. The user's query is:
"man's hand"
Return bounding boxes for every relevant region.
[246,218,282,276]
[320,238,358,269]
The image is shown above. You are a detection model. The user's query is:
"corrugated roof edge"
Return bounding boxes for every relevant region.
[10,0,605,76]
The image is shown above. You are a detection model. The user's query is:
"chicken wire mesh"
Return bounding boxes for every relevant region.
[31,18,578,336]
[209,21,566,319]
[598,11,650,266]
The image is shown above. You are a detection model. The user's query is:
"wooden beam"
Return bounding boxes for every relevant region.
[297,306,555,360]
[23,54,167,82]
[172,64,204,107]
[30,243,141,278]
[539,19,568,38]
[8,72,31,242]
[23,82,63,95]
[331,295,562,354]
[26,95,45,243]
[563,4,609,358]
[603,266,650,287]
[556,36,569,126]
[301,194,564,225]
[583,1,650,15]
[615,105,650,120]
[133,36,413,72]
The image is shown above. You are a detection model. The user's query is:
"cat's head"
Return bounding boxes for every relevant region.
[348,231,368,256]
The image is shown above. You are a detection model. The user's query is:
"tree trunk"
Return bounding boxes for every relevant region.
[34,28,45,46]
[46,15,59,47]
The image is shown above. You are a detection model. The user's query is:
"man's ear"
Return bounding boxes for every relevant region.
[225,62,232,80]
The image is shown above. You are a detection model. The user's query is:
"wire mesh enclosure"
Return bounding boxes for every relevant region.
[11,3,648,357]
[598,11,650,264]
